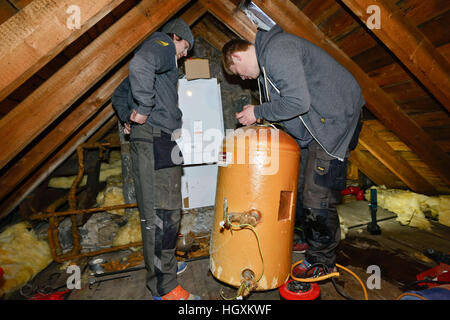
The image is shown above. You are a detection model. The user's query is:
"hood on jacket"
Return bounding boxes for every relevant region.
[254,25,284,66]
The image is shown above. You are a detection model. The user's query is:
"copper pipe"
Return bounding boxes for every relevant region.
[35,141,138,262]
[30,203,138,220]
[53,242,143,263]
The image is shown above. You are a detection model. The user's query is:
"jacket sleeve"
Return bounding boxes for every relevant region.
[253,41,311,121]
[128,43,161,116]
[111,77,132,123]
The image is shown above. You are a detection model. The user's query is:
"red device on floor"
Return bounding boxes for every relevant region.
[28,289,71,300]
[416,263,450,288]
[279,280,320,300]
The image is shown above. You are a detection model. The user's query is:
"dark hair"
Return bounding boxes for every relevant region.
[222,39,253,74]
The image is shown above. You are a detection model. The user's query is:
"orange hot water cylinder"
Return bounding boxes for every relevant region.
[210,125,300,290]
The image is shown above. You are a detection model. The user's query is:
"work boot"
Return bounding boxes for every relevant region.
[292,239,309,253]
[177,261,187,275]
[153,285,201,300]
[292,260,336,279]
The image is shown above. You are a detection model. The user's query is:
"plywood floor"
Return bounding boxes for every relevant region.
[6,201,450,301]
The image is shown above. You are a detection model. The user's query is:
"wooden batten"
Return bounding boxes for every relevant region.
[358,123,437,195]
[0,0,126,102]
[349,146,406,189]
[200,0,257,42]
[181,0,207,25]
[0,0,190,170]
[341,0,450,111]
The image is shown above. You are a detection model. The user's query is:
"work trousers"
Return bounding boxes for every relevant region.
[295,140,348,267]
[130,122,182,297]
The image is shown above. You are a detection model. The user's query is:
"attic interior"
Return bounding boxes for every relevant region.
[0,0,449,302]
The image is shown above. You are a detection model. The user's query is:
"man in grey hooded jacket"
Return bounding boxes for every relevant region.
[222,25,364,275]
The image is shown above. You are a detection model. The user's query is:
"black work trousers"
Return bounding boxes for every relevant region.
[130,122,182,297]
[295,140,348,267]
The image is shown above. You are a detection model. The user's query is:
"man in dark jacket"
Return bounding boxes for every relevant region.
[222,25,364,276]
[112,18,200,300]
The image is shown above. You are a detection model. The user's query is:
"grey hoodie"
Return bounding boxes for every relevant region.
[253,26,365,161]
[112,32,181,134]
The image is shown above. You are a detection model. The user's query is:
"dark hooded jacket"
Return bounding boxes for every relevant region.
[253,26,365,161]
[112,32,181,134]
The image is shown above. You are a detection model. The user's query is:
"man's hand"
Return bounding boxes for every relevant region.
[236,104,257,126]
[123,122,131,135]
[130,109,148,124]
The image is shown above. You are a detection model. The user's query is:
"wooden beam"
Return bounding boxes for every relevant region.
[180,0,207,25]
[358,123,437,194]
[245,0,450,186]
[340,0,450,111]
[0,105,116,219]
[0,63,129,203]
[200,0,257,42]
[0,0,17,24]
[349,146,405,188]
[193,16,234,51]
[0,0,126,102]
[8,1,34,10]
[0,0,190,170]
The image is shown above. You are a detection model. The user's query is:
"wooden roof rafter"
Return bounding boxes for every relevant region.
[0,0,127,102]
[340,0,450,111]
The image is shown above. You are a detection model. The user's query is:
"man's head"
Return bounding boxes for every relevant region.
[222,39,260,80]
[161,18,194,59]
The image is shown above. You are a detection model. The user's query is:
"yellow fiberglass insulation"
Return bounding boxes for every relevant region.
[112,210,142,247]
[364,186,450,230]
[0,222,53,297]
[96,174,126,216]
[48,150,122,189]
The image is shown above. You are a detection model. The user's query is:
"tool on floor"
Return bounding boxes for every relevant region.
[88,257,106,275]
[88,274,131,289]
[367,188,381,235]
[93,265,145,278]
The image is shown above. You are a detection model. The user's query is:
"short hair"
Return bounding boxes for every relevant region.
[222,39,253,75]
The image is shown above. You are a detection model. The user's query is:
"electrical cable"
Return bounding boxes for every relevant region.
[218,208,368,300]
[219,214,265,300]
[401,280,450,292]
[290,260,369,300]
[396,292,427,300]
